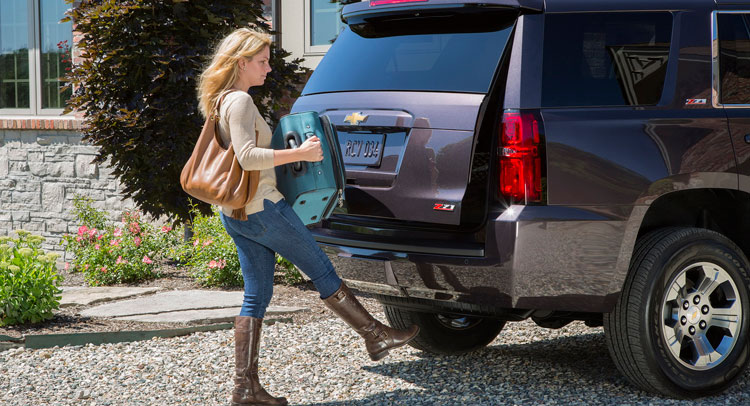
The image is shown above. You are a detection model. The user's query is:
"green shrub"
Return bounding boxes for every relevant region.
[70,195,108,231]
[63,0,309,222]
[276,255,304,285]
[186,207,243,287]
[185,204,304,287]
[63,196,182,285]
[0,231,62,326]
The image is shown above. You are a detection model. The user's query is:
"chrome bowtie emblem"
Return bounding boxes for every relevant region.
[687,306,701,324]
[344,112,368,125]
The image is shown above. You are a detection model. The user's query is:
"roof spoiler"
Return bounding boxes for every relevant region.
[342,0,543,22]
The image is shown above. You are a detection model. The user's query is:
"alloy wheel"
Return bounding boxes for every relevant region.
[661,261,742,370]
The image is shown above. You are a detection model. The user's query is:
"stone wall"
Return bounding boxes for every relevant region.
[0,129,134,260]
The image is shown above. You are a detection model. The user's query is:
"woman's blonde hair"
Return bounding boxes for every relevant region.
[197,28,272,117]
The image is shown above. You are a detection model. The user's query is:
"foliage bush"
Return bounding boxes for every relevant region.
[276,255,305,286]
[63,0,309,222]
[185,204,304,287]
[63,196,182,286]
[0,231,62,326]
[185,207,243,287]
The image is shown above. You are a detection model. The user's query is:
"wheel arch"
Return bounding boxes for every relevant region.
[605,188,750,311]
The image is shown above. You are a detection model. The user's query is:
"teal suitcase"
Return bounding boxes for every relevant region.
[271,112,345,225]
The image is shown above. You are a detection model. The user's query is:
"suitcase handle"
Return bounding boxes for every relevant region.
[284,131,305,173]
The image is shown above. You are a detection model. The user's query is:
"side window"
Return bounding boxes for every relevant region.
[305,0,344,54]
[717,13,750,105]
[0,0,72,114]
[542,12,672,108]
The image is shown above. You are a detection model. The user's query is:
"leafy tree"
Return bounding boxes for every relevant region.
[64,0,309,222]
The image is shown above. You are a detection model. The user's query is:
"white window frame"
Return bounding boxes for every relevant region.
[0,0,71,116]
[304,0,342,56]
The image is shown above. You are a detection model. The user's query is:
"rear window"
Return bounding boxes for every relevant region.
[542,12,673,107]
[302,10,516,95]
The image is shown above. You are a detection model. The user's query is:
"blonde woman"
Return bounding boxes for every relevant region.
[197,28,419,406]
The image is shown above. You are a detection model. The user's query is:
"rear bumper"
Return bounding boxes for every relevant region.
[313,204,633,314]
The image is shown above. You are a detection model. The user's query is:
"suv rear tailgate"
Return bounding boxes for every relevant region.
[295,6,517,226]
[293,92,484,225]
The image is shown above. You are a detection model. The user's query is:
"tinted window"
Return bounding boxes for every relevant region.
[542,13,672,107]
[718,13,750,105]
[302,10,515,95]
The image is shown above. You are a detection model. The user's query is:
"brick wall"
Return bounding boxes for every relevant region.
[0,119,135,260]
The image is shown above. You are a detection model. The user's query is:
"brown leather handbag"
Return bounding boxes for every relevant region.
[180,91,260,220]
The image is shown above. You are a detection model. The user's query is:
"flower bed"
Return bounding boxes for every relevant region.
[63,197,182,286]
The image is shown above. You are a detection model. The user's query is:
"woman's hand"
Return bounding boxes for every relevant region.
[297,136,324,162]
[272,135,324,167]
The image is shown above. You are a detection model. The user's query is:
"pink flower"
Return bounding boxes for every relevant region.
[88,228,97,238]
[202,239,212,247]
[100,266,107,273]
[134,236,141,247]
[161,226,172,233]
[142,255,153,264]
[64,262,70,271]
[77,225,88,236]
[75,236,82,242]
[129,222,141,235]
[110,239,121,247]
[208,259,226,269]
[193,239,200,247]
[116,256,128,265]
[97,234,104,240]
[94,244,100,250]
[113,228,123,237]
[84,264,89,270]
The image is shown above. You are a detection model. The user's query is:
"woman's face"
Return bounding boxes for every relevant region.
[239,46,272,87]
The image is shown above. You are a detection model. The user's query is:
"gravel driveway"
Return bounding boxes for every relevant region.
[2,311,749,406]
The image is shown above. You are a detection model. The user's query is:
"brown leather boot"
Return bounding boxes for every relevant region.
[323,282,419,361]
[231,316,287,406]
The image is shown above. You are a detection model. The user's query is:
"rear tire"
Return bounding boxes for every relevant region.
[604,227,750,398]
[383,304,505,355]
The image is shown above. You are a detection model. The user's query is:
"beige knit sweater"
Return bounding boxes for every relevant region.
[216,91,283,217]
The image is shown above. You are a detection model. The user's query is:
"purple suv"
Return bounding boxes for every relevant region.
[291,0,750,398]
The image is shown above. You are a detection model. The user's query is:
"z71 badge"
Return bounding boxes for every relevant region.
[433,203,456,212]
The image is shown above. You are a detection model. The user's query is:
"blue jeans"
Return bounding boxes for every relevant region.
[220,199,343,318]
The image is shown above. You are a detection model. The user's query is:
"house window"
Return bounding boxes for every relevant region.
[262,0,276,30]
[305,0,343,55]
[0,0,72,115]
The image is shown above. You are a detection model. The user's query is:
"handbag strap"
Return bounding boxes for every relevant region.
[211,89,241,147]
[212,89,240,121]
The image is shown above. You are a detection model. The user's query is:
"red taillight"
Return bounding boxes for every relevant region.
[499,111,542,203]
[370,0,428,6]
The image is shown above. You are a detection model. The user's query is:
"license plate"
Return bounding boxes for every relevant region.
[339,133,384,167]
